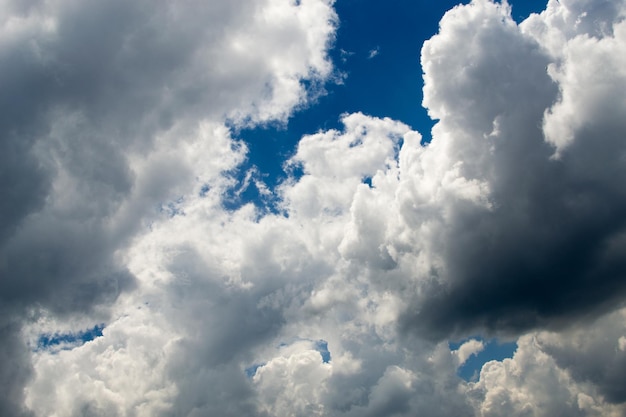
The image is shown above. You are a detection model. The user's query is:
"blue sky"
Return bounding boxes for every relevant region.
[36,325,104,352]
[449,338,518,381]
[237,0,548,204]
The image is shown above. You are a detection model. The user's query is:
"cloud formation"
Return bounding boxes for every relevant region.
[401,0,626,338]
[3,0,626,416]
[1,0,336,414]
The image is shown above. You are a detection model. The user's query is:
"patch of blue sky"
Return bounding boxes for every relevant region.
[245,363,266,379]
[314,339,332,363]
[232,0,548,212]
[507,0,548,22]
[449,337,518,382]
[220,167,282,216]
[199,183,211,198]
[36,324,105,353]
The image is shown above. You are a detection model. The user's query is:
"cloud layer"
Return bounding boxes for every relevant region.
[2,0,626,416]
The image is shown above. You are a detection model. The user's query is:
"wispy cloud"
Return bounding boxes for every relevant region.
[368,46,380,59]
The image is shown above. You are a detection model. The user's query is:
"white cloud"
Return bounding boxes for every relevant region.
[522,0,626,153]
[0,0,337,415]
[26,309,178,417]
[367,47,380,59]
[395,0,626,341]
[453,339,485,367]
[253,340,333,417]
[468,330,626,417]
[4,0,626,416]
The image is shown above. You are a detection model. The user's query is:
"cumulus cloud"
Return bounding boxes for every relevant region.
[468,327,626,417]
[0,0,336,414]
[398,0,626,339]
[4,0,626,416]
[0,0,337,317]
[253,340,333,416]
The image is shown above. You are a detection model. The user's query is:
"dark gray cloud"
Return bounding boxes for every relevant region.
[535,310,626,404]
[0,323,34,417]
[398,0,626,341]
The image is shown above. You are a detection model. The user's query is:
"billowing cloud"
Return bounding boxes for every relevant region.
[398,0,626,339]
[3,0,626,416]
[467,311,626,417]
[453,339,485,367]
[0,0,337,317]
[0,0,336,414]
[533,308,626,404]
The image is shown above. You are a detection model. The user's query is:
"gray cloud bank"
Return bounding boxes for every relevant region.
[2,0,626,416]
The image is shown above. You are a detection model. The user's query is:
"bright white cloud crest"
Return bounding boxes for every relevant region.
[2,0,626,416]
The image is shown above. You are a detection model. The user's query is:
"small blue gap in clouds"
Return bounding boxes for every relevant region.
[245,363,265,378]
[199,183,210,197]
[506,0,548,23]
[221,167,282,216]
[449,337,518,382]
[314,339,332,363]
[37,324,105,352]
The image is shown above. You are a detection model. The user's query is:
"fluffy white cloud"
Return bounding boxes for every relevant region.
[468,328,626,417]
[523,0,626,153]
[0,0,338,316]
[26,309,178,417]
[453,339,485,367]
[0,0,336,415]
[5,0,626,416]
[253,340,333,417]
[395,0,626,341]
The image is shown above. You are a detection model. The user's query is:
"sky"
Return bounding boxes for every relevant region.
[2,0,626,416]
